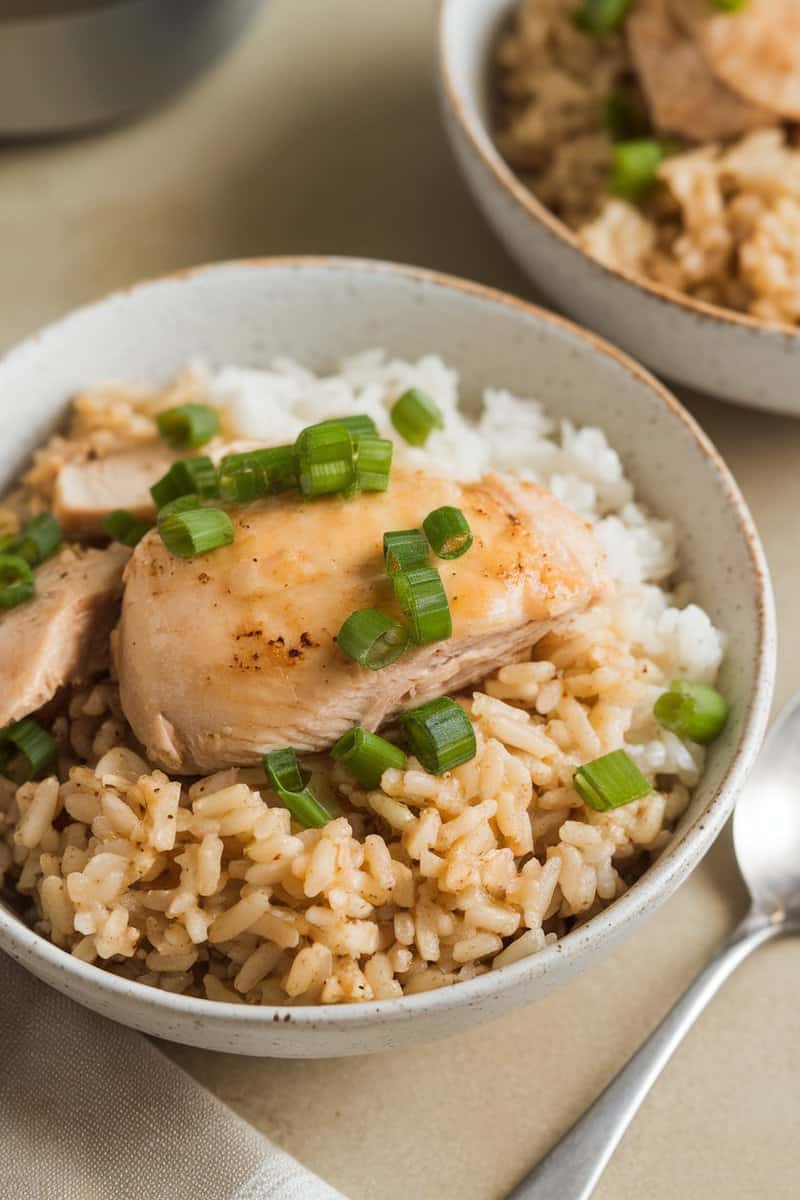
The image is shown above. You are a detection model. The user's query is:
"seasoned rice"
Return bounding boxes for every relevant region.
[495,0,800,324]
[0,351,723,1004]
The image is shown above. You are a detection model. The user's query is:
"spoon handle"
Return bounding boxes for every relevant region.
[507,912,780,1200]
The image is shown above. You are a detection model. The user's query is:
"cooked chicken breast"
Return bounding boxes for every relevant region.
[627,0,772,142]
[670,0,800,122]
[0,543,130,727]
[53,443,174,537]
[116,469,608,773]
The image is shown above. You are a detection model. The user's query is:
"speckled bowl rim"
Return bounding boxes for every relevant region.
[437,0,800,345]
[0,256,776,1035]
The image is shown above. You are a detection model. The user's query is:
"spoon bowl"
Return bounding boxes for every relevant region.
[733,694,800,921]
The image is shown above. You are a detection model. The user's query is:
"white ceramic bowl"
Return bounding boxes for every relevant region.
[438,0,800,415]
[0,258,775,1057]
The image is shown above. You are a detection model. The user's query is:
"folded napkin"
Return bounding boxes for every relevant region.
[0,954,345,1200]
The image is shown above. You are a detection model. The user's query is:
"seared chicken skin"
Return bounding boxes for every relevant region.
[116,468,608,773]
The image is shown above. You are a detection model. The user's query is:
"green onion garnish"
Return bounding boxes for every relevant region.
[263,747,331,828]
[103,509,153,548]
[353,435,393,493]
[575,0,631,34]
[156,403,220,450]
[0,554,35,610]
[611,139,677,200]
[155,494,203,520]
[296,422,355,498]
[392,566,452,644]
[712,0,747,9]
[332,726,408,789]
[0,717,57,781]
[603,86,648,142]
[218,445,298,503]
[150,457,218,508]
[401,697,477,775]
[390,388,444,447]
[423,506,473,560]
[309,415,378,439]
[654,681,729,745]
[158,508,234,559]
[573,749,652,812]
[218,462,263,504]
[383,529,429,576]
[13,513,63,566]
[336,608,410,670]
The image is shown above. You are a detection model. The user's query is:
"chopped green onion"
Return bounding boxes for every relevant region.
[401,697,476,775]
[150,457,218,508]
[258,445,299,493]
[218,461,263,504]
[604,86,648,142]
[353,435,393,493]
[13,513,62,566]
[156,403,219,450]
[103,509,153,548]
[158,508,234,559]
[611,139,677,200]
[573,749,652,812]
[263,747,331,828]
[0,717,57,781]
[654,681,729,745]
[383,529,429,576]
[392,566,452,644]
[103,510,137,540]
[336,608,409,670]
[218,445,298,502]
[712,0,747,9]
[575,0,631,34]
[296,422,355,498]
[331,726,408,789]
[309,415,378,439]
[156,494,202,520]
[0,554,35,610]
[423,506,473,560]
[390,388,444,447]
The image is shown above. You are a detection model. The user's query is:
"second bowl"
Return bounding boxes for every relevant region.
[438,0,800,414]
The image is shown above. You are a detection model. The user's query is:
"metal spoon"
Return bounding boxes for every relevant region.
[508,691,800,1200]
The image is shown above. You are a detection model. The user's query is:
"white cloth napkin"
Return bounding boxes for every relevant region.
[0,954,345,1200]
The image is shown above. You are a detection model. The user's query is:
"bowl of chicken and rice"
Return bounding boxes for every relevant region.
[438,0,800,414]
[0,258,773,1057]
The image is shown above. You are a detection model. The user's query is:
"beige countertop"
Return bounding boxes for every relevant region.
[2,3,799,1197]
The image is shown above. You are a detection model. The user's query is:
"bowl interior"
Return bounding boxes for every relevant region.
[0,259,775,1048]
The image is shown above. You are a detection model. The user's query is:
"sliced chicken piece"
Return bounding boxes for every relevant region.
[670,0,800,121]
[627,0,772,142]
[0,543,130,728]
[53,443,174,538]
[116,468,608,773]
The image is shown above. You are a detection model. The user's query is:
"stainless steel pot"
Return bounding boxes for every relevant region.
[0,0,263,138]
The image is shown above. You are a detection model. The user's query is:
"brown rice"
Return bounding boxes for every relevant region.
[494,0,800,324]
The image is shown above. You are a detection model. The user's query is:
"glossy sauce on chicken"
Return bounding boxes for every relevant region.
[116,467,608,772]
